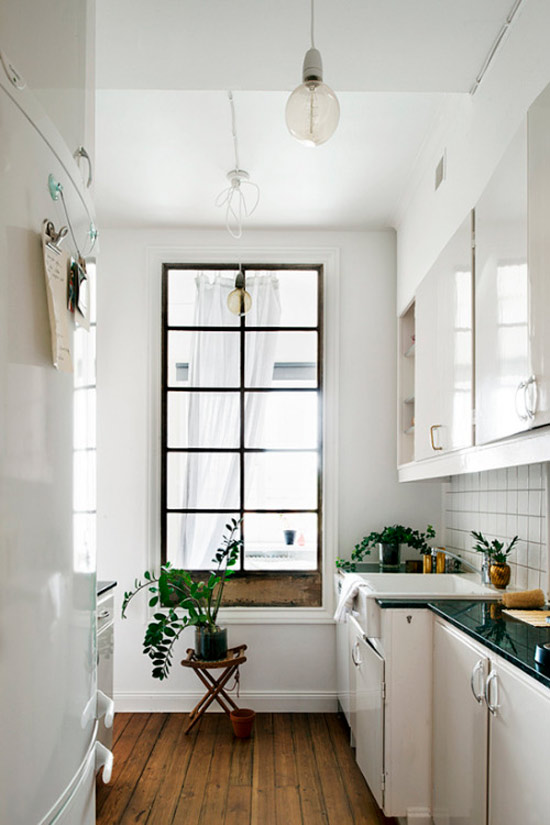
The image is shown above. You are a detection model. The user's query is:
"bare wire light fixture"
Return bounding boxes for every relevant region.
[227,266,252,316]
[216,91,260,239]
[285,0,340,146]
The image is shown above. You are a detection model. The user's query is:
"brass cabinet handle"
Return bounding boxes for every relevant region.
[430,424,443,451]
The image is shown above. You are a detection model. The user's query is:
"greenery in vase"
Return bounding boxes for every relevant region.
[121,518,242,680]
[336,523,436,572]
[471,530,519,564]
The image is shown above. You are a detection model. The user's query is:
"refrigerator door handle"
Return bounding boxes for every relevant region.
[95,741,114,784]
[97,689,115,728]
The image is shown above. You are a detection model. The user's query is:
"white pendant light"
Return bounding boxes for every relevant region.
[216,92,260,239]
[285,0,340,147]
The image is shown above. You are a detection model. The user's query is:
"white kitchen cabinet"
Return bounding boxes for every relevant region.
[432,620,489,825]
[488,656,550,825]
[475,121,530,444]
[527,83,550,432]
[345,603,433,821]
[336,613,351,725]
[476,88,550,445]
[415,213,474,460]
[355,635,385,810]
[433,617,550,825]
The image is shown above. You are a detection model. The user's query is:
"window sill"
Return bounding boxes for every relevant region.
[217,606,335,625]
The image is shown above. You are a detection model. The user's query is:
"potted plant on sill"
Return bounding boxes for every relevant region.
[121,518,242,679]
[471,530,518,590]
[336,523,436,572]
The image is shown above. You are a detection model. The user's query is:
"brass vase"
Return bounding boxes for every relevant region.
[489,563,511,590]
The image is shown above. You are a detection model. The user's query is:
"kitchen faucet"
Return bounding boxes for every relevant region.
[431,547,491,585]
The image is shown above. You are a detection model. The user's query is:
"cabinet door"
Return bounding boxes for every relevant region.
[488,658,550,825]
[527,84,550,429]
[336,615,351,724]
[475,121,531,444]
[355,636,385,810]
[432,621,489,825]
[415,215,473,460]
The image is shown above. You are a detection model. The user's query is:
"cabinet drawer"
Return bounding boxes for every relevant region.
[97,592,114,634]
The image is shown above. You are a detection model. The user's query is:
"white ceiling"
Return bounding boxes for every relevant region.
[94,0,519,230]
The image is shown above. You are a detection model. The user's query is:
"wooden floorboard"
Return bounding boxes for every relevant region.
[96,712,397,825]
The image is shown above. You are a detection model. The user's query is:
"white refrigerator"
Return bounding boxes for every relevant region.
[0,53,112,825]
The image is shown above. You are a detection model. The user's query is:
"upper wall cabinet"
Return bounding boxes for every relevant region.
[415,214,474,461]
[527,85,550,433]
[476,89,550,445]
[475,122,530,444]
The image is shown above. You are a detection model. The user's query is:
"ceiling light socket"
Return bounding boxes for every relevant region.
[302,47,323,82]
[227,169,250,187]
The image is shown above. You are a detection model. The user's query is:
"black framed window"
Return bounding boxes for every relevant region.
[161,264,323,580]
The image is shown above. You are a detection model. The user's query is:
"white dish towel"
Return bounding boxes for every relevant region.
[334,574,368,622]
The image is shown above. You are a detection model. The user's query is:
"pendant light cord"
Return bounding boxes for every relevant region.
[310,0,315,48]
[228,91,240,171]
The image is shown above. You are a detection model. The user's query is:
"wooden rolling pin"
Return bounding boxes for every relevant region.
[501,588,546,609]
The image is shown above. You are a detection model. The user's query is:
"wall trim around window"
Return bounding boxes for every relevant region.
[146,245,340,621]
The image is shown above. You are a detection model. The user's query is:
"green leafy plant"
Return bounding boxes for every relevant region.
[121,518,242,680]
[471,531,519,564]
[336,524,436,572]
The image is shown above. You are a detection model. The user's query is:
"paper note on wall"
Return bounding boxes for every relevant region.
[41,221,73,372]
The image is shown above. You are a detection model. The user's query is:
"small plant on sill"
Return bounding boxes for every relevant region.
[336,524,436,572]
[471,531,519,564]
[121,518,242,679]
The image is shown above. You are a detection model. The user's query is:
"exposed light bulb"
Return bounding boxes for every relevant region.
[227,270,252,316]
[286,47,340,147]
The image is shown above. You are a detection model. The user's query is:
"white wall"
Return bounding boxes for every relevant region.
[396,0,550,313]
[96,227,441,711]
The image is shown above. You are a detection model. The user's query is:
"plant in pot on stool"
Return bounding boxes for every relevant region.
[336,523,436,572]
[472,530,518,590]
[121,519,242,679]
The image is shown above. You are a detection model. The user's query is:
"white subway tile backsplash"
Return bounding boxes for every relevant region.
[444,462,549,595]
[507,466,518,488]
[529,490,542,517]
[518,464,529,487]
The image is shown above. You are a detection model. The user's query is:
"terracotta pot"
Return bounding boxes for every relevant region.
[489,563,511,590]
[230,708,256,738]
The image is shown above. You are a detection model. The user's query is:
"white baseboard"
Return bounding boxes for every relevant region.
[115,690,338,713]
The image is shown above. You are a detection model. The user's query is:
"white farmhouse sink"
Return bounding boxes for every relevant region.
[352,573,497,638]
[358,572,496,598]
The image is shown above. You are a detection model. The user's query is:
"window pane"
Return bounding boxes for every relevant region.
[167,452,240,509]
[168,330,240,387]
[74,388,96,449]
[245,391,318,449]
[168,269,240,327]
[245,331,318,388]
[166,512,241,569]
[244,513,317,570]
[245,270,318,327]
[245,452,318,510]
[167,391,240,448]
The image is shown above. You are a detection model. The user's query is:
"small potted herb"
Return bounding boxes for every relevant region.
[121,518,242,679]
[471,530,518,590]
[336,524,436,572]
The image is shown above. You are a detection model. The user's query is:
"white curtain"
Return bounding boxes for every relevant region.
[178,271,281,568]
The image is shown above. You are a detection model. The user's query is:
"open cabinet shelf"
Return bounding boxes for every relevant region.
[398,300,416,465]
